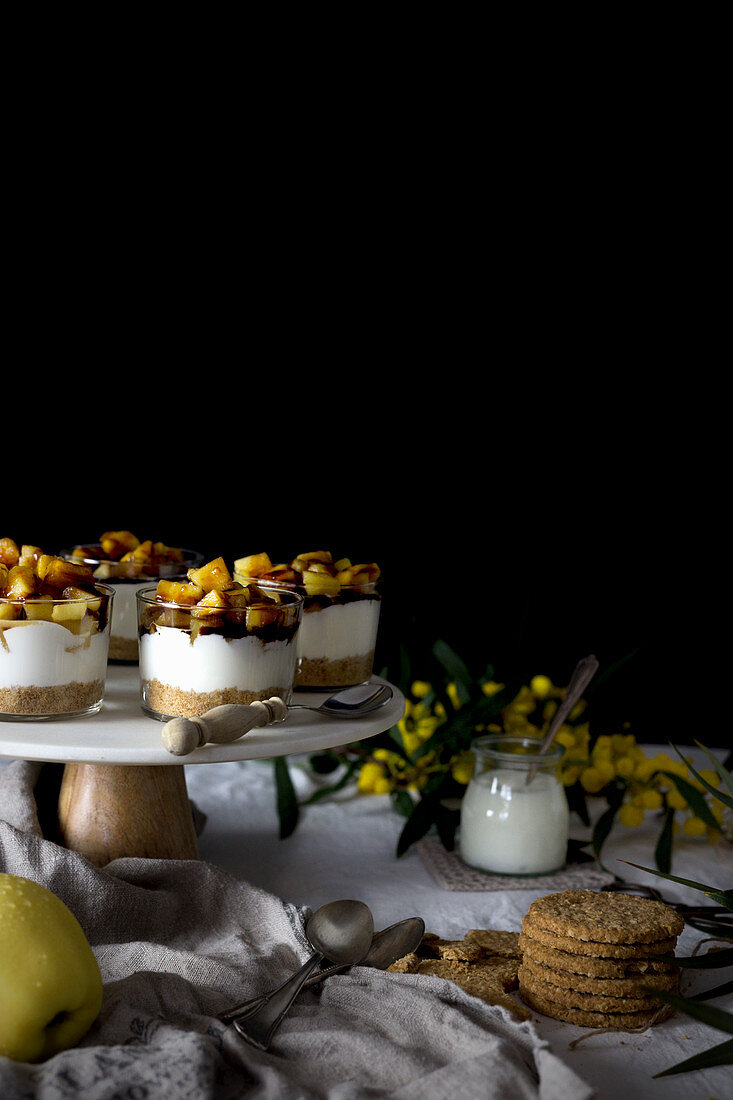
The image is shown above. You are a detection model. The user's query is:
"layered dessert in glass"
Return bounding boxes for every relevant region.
[0,537,113,720]
[137,556,303,720]
[233,551,381,689]
[62,531,203,662]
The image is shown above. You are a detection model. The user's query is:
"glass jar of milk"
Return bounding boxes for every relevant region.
[459,735,569,875]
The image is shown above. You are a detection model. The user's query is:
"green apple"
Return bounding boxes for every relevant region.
[0,872,103,1062]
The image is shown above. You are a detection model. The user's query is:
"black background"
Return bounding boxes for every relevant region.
[5,392,683,747]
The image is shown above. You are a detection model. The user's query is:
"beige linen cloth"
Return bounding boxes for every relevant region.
[0,761,593,1100]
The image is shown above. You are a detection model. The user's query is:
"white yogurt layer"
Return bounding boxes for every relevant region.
[298,600,380,661]
[0,621,110,688]
[139,627,297,692]
[459,768,569,875]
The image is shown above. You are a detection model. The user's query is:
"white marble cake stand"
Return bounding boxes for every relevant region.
[0,666,405,865]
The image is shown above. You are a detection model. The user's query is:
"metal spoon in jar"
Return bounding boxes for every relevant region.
[525,654,600,785]
[231,899,375,1051]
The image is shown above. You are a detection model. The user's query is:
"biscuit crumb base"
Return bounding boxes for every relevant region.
[0,681,104,716]
[295,653,374,689]
[142,679,288,718]
[109,635,138,661]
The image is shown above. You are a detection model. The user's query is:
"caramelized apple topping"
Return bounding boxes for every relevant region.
[0,537,110,633]
[150,557,290,636]
[72,530,186,567]
[233,550,381,597]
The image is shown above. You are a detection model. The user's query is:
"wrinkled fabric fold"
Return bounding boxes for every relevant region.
[0,761,593,1100]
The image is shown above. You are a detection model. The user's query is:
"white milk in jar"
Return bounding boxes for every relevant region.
[459,736,568,875]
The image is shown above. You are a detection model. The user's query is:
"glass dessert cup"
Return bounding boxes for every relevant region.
[459,735,569,876]
[233,571,381,691]
[136,584,303,721]
[0,583,114,720]
[61,545,204,663]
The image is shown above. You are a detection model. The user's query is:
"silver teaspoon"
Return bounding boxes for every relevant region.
[220,915,425,1023]
[232,899,374,1051]
[162,683,393,756]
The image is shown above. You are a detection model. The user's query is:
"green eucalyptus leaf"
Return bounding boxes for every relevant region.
[693,741,733,798]
[689,978,733,1001]
[396,793,440,857]
[432,639,473,703]
[658,771,721,830]
[301,759,360,805]
[653,1036,733,1077]
[675,946,733,968]
[565,782,590,826]
[641,988,733,1034]
[391,790,415,819]
[591,786,625,865]
[670,744,733,810]
[273,757,299,839]
[654,808,675,874]
[618,860,732,904]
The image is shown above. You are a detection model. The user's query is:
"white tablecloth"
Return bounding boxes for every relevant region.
[0,747,730,1099]
[181,746,732,1100]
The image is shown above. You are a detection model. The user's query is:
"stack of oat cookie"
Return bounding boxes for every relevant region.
[388,928,531,1020]
[518,889,684,1028]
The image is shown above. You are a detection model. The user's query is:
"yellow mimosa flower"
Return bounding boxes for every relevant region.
[619,803,645,827]
[530,675,553,698]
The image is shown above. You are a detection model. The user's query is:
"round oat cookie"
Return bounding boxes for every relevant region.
[524,890,684,944]
[518,980,674,1029]
[521,955,680,998]
[521,920,677,957]
[518,964,672,1013]
[518,934,677,978]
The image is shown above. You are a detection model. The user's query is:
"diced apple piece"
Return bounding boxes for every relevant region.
[246,603,281,630]
[19,545,43,569]
[336,568,354,585]
[187,557,234,593]
[52,601,86,622]
[227,584,252,608]
[260,565,298,583]
[0,537,20,568]
[4,566,37,599]
[155,580,205,605]
[0,602,20,621]
[304,561,335,575]
[350,563,381,584]
[302,570,341,597]
[233,552,272,578]
[63,586,102,613]
[35,554,57,581]
[43,558,96,591]
[0,563,7,589]
[100,530,140,558]
[23,596,55,621]
[293,551,332,568]
[191,589,230,619]
[333,558,351,572]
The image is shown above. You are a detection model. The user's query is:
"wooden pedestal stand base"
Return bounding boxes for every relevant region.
[57,763,200,866]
